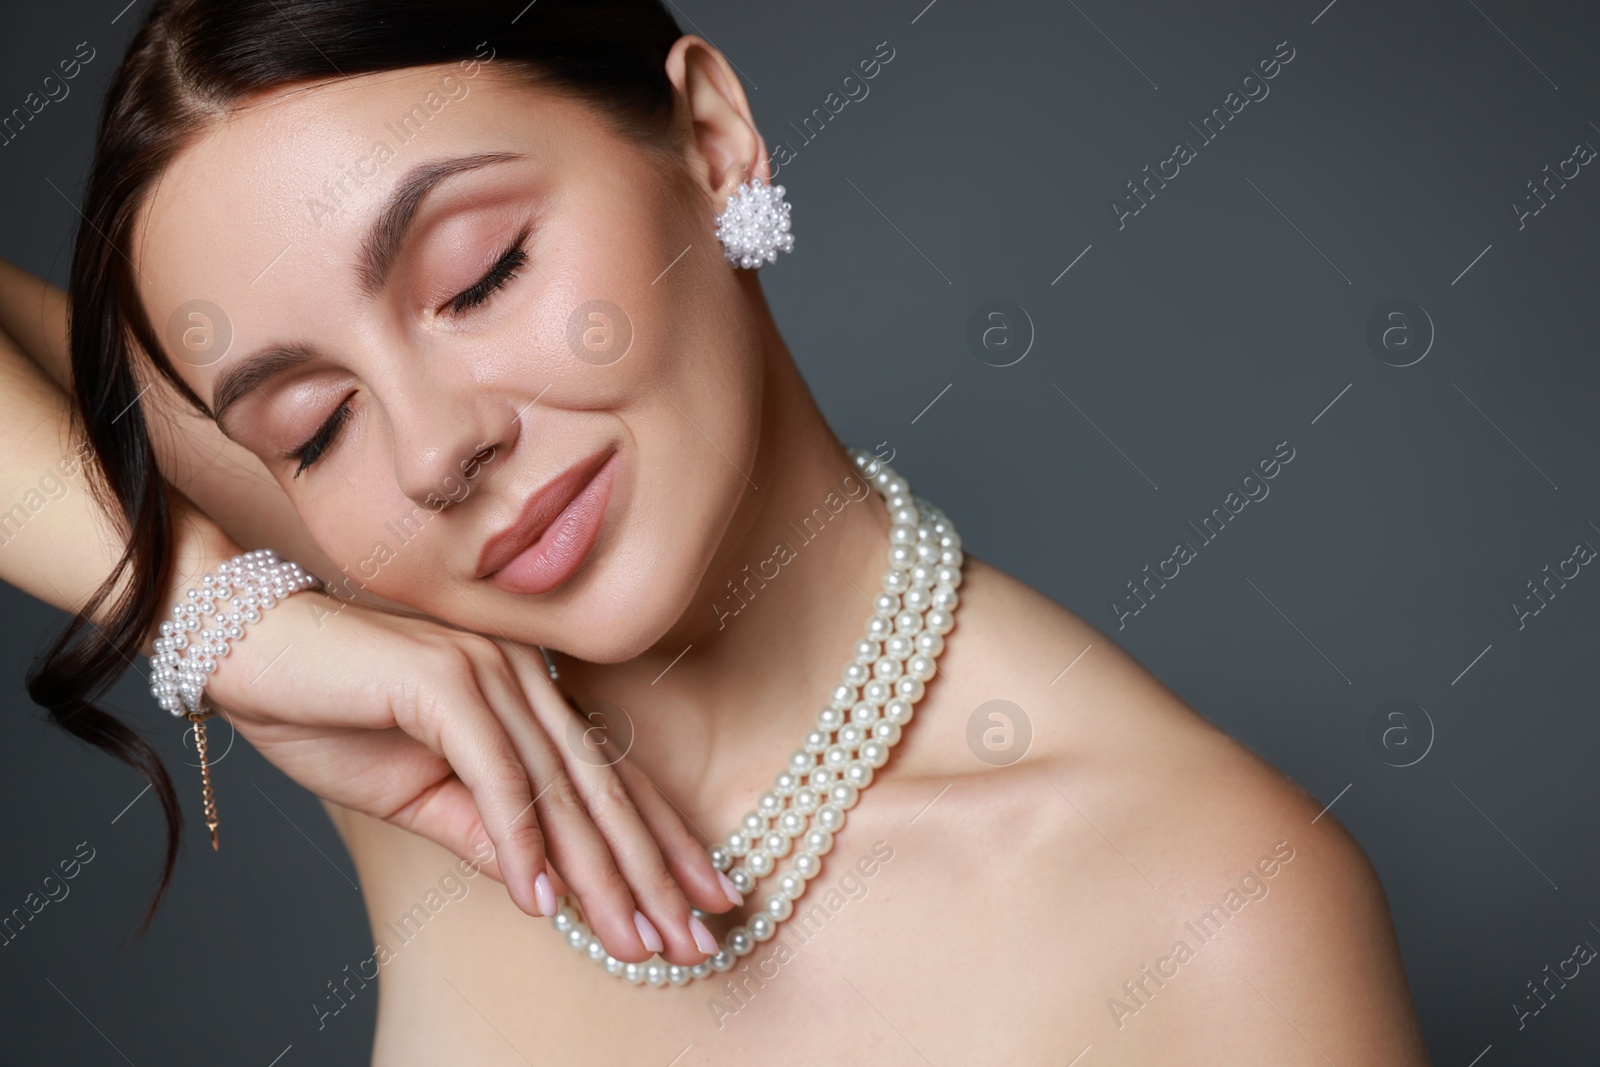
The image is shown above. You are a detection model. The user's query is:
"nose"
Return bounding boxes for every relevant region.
[385,374,515,510]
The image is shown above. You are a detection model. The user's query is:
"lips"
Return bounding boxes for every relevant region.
[475,447,619,594]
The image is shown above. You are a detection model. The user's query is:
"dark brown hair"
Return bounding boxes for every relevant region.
[27,0,683,941]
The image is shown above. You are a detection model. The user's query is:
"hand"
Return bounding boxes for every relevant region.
[199,589,738,966]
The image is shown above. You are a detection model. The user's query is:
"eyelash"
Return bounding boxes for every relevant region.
[283,233,533,477]
[446,231,531,314]
[286,394,354,478]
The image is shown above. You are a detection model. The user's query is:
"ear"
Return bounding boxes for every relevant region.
[663,35,770,210]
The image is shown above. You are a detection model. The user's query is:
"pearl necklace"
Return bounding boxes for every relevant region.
[549,446,962,986]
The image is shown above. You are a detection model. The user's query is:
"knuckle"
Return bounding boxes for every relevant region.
[539,771,586,816]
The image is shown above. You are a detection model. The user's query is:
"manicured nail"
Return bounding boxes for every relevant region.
[634,910,664,954]
[688,914,720,955]
[533,872,557,917]
[716,869,744,907]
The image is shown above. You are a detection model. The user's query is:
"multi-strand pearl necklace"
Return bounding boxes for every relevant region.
[549,446,962,986]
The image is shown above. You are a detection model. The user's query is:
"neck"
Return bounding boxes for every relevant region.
[550,292,895,821]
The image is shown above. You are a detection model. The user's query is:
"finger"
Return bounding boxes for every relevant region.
[611,756,742,914]
[505,653,716,966]
[389,661,548,919]
[471,650,668,963]
[385,772,508,884]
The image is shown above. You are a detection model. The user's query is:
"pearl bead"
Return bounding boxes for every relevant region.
[845,761,874,788]
[895,676,926,702]
[778,810,806,836]
[792,788,820,813]
[850,701,879,723]
[816,803,844,832]
[907,653,936,682]
[794,852,821,879]
[729,867,755,894]
[725,831,750,857]
[829,781,859,809]
[804,730,829,755]
[711,950,736,972]
[645,962,666,986]
[778,872,806,899]
[865,615,893,641]
[749,913,775,942]
[803,828,833,855]
[860,740,889,768]
[853,638,880,663]
[872,656,902,680]
[885,698,915,724]
[709,846,731,871]
[817,705,844,731]
[745,851,774,877]
[838,723,864,748]
[894,611,923,635]
[872,719,902,745]
[925,609,955,635]
[758,792,783,816]
[761,831,789,858]
[741,811,765,835]
[765,895,793,922]
[729,928,754,956]
[913,630,943,657]
[862,680,891,706]
[624,963,642,983]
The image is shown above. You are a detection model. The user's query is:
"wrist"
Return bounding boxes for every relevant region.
[147,546,324,719]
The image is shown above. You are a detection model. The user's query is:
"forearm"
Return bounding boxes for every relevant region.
[0,257,70,390]
[0,325,241,656]
[0,256,339,595]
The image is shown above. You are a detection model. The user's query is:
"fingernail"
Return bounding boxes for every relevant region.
[716,869,744,907]
[533,872,557,917]
[634,910,665,954]
[688,914,720,955]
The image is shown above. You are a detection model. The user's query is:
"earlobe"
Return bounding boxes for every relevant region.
[665,35,768,202]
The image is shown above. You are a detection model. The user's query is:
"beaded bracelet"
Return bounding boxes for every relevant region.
[148,549,324,849]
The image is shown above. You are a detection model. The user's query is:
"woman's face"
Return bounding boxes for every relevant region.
[133,58,766,661]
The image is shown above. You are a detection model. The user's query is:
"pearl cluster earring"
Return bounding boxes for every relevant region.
[715,175,795,268]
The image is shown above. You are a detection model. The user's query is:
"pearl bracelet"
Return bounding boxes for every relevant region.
[148,548,323,848]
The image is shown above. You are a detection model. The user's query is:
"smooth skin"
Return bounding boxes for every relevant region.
[0,32,1431,1066]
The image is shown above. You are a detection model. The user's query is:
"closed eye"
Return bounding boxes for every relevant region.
[284,393,355,478]
[446,227,532,314]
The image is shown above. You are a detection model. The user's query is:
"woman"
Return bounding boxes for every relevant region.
[0,0,1431,1062]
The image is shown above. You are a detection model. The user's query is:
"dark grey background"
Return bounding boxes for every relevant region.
[2,0,1597,1063]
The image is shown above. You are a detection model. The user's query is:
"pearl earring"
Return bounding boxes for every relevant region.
[714,175,795,268]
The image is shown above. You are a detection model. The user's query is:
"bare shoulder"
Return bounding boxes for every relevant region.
[886,555,1430,1062]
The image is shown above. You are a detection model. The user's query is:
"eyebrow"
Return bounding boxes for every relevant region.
[210,150,526,425]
